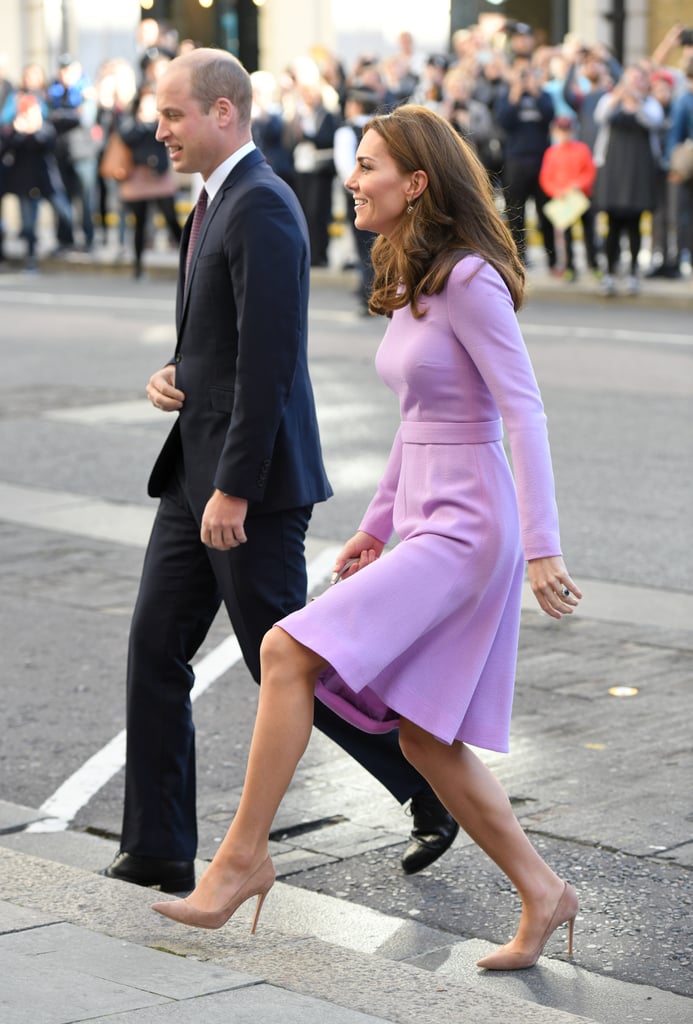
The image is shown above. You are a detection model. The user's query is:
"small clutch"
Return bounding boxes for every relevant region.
[330,558,359,585]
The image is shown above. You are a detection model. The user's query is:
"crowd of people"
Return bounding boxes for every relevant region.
[1,17,692,294]
[0,21,188,275]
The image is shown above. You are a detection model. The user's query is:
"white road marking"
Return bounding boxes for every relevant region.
[0,287,172,313]
[0,284,690,345]
[26,544,341,832]
[519,322,692,347]
[45,400,161,424]
[0,481,155,547]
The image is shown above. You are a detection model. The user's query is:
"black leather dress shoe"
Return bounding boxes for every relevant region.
[401,790,459,874]
[102,851,195,893]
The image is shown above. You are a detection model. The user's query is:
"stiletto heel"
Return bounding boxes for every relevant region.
[250,890,267,935]
[476,881,578,971]
[566,911,575,957]
[151,856,275,932]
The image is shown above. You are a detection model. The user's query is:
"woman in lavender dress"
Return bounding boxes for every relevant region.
[153,105,583,972]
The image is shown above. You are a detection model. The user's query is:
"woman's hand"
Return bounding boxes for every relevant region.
[527,555,582,620]
[331,531,385,583]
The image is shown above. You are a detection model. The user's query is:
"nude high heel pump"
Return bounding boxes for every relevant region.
[476,881,578,971]
[151,857,275,933]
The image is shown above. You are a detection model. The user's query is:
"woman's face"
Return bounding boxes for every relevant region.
[345,128,415,239]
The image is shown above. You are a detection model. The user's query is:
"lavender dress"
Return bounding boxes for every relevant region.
[280,256,561,752]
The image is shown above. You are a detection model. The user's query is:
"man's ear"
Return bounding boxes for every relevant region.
[214,97,233,125]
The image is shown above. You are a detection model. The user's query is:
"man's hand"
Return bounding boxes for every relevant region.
[146,365,185,412]
[201,491,248,550]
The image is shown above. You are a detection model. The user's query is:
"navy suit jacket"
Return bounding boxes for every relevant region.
[148,148,332,520]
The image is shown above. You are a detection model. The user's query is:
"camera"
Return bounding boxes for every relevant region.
[681,28,693,46]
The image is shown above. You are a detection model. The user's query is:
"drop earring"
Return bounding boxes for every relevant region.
[406,202,414,214]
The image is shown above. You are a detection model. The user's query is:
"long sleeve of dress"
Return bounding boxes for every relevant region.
[358,426,403,543]
[447,259,561,560]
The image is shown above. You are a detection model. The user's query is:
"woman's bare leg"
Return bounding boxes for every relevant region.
[398,718,572,959]
[181,627,326,912]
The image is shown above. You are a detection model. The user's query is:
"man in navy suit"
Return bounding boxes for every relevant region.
[104,49,457,892]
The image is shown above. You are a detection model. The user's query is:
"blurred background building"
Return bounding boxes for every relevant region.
[2,1,692,93]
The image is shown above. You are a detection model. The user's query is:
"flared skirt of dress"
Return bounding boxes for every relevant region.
[278,434,524,752]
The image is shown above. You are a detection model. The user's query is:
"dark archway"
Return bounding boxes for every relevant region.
[140,0,259,70]
[450,0,570,47]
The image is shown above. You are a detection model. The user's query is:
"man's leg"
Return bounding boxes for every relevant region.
[118,487,221,865]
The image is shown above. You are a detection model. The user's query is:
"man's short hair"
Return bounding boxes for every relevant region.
[186,49,252,126]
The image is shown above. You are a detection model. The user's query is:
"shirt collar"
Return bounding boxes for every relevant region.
[204,140,257,201]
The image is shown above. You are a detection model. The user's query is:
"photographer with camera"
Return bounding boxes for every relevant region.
[651,23,693,92]
[563,42,622,151]
[496,55,556,272]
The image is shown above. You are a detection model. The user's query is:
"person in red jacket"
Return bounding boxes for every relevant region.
[539,115,598,280]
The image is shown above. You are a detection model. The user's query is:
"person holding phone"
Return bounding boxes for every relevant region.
[496,57,557,272]
[593,65,664,295]
[0,84,73,269]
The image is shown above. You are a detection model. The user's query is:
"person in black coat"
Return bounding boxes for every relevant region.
[0,90,73,268]
[46,55,99,251]
[496,57,556,270]
[286,79,339,267]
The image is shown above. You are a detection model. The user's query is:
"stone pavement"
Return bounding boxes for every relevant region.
[0,795,690,1024]
[2,728,693,1024]
[1,801,590,1024]
[2,570,692,1024]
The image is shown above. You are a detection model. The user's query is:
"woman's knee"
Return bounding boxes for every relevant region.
[260,625,292,668]
[260,626,327,682]
[398,719,438,770]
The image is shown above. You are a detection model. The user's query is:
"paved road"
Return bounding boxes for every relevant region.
[1,268,691,1013]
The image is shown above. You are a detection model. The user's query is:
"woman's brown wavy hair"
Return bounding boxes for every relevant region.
[363,105,525,317]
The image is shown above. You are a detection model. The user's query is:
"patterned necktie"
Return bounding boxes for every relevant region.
[185,187,208,281]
